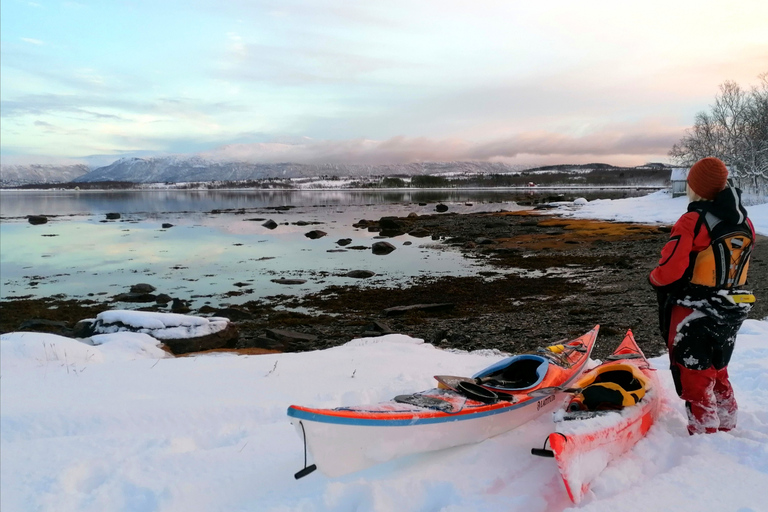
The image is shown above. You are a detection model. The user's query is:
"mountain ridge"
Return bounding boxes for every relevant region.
[1,156,672,187]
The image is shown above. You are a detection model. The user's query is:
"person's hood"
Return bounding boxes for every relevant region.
[687,185,749,225]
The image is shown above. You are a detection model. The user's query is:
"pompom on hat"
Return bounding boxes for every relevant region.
[687,157,728,200]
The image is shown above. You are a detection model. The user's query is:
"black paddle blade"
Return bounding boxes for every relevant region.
[457,381,499,403]
[435,375,517,403]
[294,464,317,480]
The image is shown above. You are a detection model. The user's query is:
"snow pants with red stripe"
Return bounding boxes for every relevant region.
[667,305,740,434]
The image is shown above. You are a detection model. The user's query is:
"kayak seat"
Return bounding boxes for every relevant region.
[472,355,549,390]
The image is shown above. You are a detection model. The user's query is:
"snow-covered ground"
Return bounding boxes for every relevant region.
[558,189,768,235]
[1,191,767,512]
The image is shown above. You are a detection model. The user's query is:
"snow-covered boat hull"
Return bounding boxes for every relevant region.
[288,326,598,477]
[545,330,661,503]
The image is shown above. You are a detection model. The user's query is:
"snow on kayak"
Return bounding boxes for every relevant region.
[533,329,662,503]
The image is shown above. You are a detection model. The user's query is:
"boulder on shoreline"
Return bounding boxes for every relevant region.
[27,215,48,225]
[372,241,396,255]
[78,310,238,355]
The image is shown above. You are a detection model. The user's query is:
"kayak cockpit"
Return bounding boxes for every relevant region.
[472,355,549,391]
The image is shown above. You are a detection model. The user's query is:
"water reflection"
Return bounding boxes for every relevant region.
[0,188,651,217]
[0,189,656,308]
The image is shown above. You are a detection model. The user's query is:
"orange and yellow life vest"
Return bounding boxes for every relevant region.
[688,210,753,289]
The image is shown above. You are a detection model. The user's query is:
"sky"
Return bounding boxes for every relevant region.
[1,0,767,168]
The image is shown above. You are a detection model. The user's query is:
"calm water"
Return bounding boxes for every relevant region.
[0,188,653,308]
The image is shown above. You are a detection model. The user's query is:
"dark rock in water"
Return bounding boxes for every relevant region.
[114,292,157,303]
[163,322,239,354]
[435,204,449,213]
[212,307,253,321]
[372,241,396,255]
[353,219,375,228]
[171,298,191,312]
[155,294,172,304]
[327,249,347,253]
[305,230,327,239]
[27,215,48,225]
[161,223,174,229]
[379,217,410,231]
[106,213,121,220]
[271,278,307,285]
[337,238,352,246]
[131,283,156,294]
[262,219,278,229]
[348,245,368,250]
[378,217,409,237]
[345,270,376,279]
[403,241,413,246]
[408,227,430,238]
[383,303,455,316]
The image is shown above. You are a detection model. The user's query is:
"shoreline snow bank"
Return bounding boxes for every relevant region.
[559,189,768,236]
[1,320,767,511]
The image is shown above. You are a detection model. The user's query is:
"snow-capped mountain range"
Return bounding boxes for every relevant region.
[0,164,90,187]
[1,156,670,187]
[70,157,528,183]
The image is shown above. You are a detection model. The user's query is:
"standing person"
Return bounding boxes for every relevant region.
[650,157,755,434]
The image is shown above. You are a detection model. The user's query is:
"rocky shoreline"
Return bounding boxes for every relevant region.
[2,208,766,361]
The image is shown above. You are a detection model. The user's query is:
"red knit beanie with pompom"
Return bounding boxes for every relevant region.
[687,157,728,200]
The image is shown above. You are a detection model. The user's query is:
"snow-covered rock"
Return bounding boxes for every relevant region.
[84,310,238,354]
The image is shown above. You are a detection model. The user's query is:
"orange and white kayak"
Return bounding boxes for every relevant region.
[534,329,661,504]
[287,326,598,478]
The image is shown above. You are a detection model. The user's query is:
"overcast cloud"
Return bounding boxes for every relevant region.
[1,0,766,167]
